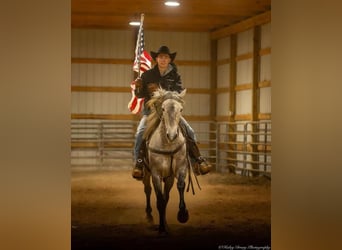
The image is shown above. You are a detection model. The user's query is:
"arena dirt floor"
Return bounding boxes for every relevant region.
[71,165,271,250]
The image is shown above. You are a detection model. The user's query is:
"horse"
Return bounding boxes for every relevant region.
[141,88,189,234]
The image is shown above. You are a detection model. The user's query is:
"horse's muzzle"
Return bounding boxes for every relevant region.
[166,131,178,141]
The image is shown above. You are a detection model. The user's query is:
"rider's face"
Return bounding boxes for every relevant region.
[156,54,171,69]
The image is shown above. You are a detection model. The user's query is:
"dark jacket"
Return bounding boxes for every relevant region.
[135,63,184,114]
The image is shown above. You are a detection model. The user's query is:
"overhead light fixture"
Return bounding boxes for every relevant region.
[164,1,180,7]
[129,21,140,26]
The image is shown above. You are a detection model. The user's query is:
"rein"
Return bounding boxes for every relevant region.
[148,141,185,156]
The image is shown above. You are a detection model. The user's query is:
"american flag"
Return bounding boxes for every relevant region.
[133,27,152,74]
[128,14,152,114]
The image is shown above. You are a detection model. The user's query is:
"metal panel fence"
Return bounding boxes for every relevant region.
[215,121,271,176]
[71,120,136,166]
[71,120,271,176]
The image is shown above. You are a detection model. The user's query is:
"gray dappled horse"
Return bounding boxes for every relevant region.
[142,88,189,234]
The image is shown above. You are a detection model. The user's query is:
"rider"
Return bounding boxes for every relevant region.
[132,45,212,179]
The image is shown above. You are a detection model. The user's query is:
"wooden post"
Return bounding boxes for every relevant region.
[228,34,237,173]
[209,40,218,169]
[251,25,261,176]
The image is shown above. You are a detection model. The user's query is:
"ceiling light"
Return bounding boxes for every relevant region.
[129,21,140,26]
[164,1,180,7]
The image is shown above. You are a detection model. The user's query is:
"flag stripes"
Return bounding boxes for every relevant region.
[128,14,152,114]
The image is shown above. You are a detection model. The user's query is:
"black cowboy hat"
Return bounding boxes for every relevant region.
[150,46,177,62]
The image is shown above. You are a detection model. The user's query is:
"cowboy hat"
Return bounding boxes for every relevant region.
[150,46,177,62]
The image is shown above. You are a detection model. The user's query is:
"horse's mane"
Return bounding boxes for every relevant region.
[143,88,185,140]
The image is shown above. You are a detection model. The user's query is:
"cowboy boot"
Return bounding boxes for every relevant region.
[187,138,212,175]
[132,140,146,180]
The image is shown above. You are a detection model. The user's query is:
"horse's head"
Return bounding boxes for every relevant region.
[162,95,184,141]
[146,89,186,141]
[144,89,186,141]
[159,89,186,141]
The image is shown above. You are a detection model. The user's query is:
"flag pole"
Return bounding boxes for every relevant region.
[128,13,151,114]
[137,13,144,77]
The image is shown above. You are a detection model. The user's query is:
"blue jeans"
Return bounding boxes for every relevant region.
[134,116,196,160]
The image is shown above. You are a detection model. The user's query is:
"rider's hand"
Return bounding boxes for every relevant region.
[134,77,142,88]
[147,83,159,94]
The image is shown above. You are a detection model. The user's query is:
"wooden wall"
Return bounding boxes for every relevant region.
[214,15,271,122]
[71,11,271,123]
[71,29,212,121]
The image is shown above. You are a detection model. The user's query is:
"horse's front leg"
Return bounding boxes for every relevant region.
[152,175,167,234]
[177,171,189,223]
[162,176,175,230]
[143,172,153,223]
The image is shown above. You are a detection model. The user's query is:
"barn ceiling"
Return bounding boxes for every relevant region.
[71,0,271,32]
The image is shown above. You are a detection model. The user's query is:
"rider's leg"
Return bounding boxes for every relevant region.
[132,116,147,179]
[180,117,212,175]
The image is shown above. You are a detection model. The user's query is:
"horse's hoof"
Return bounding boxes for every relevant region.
[158,227,169,237]
[158,231,168,237]
[177,209,189,223]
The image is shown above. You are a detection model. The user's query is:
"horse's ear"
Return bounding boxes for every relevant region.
[180,89,186,98]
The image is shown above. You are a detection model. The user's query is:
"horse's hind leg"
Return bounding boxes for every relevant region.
[177,174,189,223]
[143,173,153,223]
